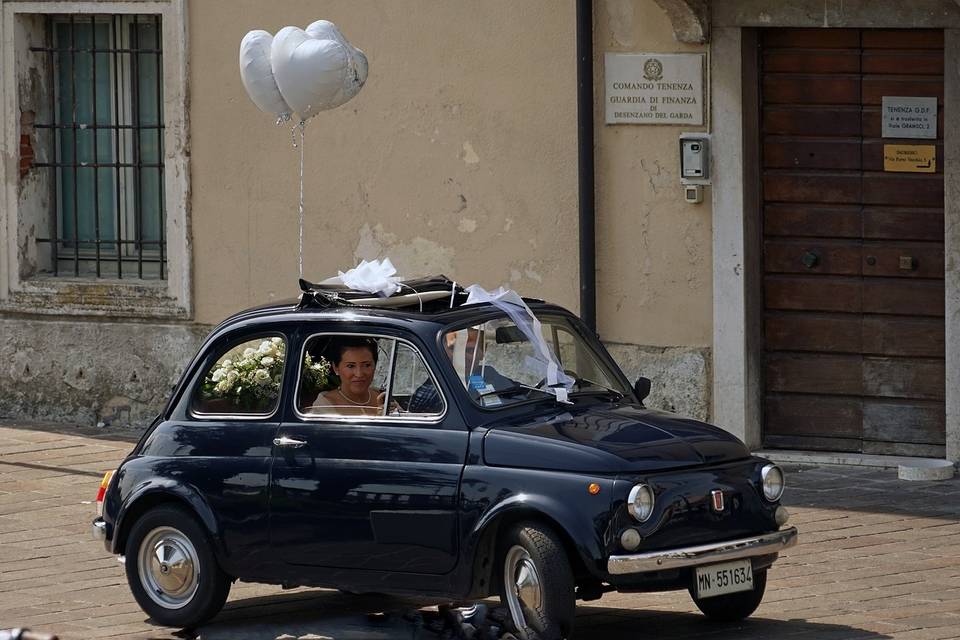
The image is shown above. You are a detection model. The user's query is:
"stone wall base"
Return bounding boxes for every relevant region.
[0,317,712,430]
[0,317,210,429]
[604,342,712,422]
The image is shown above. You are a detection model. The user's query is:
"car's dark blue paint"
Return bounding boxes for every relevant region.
[98,300,788,601]
[482,400,751,473]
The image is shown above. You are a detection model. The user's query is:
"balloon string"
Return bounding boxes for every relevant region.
[297,120,305,279]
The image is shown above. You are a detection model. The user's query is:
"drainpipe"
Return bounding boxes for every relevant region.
[576,0,597,332]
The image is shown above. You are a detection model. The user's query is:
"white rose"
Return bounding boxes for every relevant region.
[227,370,239,383]
[261,356,275,367]
[211,369,225,382]
[254,369,270,383]
[243,347,256,357]
[215,380,231,393]
[222,359,233,369]
[271,337,282,345]
[259,341,273,354]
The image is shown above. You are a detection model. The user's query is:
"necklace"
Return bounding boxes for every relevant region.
[338,388,372,406]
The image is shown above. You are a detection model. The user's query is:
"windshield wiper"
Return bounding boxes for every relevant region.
[570,377,624,401]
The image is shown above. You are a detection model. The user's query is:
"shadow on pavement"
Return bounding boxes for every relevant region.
[781,464,960,521]
[574,605,893,639]
[167,589,894,640]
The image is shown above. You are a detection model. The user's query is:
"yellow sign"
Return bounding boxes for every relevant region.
[883,144,936,173]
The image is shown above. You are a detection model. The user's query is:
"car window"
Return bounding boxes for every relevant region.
[193,335,286,416]
[389,342,445,417]
[299,335,391,417]
[443,315,630,408]
[297,334,445,421]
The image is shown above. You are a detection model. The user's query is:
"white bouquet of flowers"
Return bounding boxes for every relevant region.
[201,337,286,411]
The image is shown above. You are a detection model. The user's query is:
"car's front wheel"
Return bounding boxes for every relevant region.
[499,522,576,640]
[689,567,767,621]
[125,504,231,628]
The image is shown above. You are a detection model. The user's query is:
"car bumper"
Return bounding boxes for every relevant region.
[92,518,108,544]
[607,526,798,575]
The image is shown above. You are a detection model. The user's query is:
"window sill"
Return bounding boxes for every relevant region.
[1,276,190,319]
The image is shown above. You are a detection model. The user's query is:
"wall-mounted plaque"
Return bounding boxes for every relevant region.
[882,97,937,139]
[605,53,704,125]
[883,144,936,173]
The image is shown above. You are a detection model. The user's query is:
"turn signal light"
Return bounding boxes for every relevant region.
[588,483,601,495]
[96,470,114,517]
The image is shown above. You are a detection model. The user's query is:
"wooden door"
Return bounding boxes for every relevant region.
[760,29,945,457]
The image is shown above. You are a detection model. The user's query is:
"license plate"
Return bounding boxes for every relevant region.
[694,559,754,598]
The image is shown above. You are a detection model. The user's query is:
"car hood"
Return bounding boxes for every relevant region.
[482,402,751,473]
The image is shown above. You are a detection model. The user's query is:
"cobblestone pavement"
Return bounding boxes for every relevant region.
[0,420,958,639]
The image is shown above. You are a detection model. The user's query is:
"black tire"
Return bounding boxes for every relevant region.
[689,568,767,622]
[498,522,576,640]
[125,504,231,628]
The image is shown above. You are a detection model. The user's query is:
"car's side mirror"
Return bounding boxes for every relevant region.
[634,377,652,404]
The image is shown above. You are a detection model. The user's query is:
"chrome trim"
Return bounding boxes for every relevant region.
[627,483,654,522]
[273,436,306,448]
[761,464,785,502]
[293,332,448,424]
[607,527,798,575]
[92,519,107,542]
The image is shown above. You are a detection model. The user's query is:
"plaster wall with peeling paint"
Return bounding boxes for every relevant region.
[595,0,712,348]
[0,0,715,428]
[189,0,580,324]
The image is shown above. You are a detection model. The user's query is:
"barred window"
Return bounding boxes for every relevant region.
[32,14,165,280]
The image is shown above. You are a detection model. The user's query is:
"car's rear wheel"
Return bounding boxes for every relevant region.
[125,504,231,628]
[499,522,575,640]
[689,567,767,621]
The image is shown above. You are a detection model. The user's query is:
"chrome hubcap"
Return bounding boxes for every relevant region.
[504,545,543,637]
[138,526,199,609]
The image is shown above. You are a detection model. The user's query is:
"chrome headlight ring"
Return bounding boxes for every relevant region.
[627,483,655,522]
[761,464,785,502]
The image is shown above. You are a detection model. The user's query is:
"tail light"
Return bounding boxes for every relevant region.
[96,470,115,517]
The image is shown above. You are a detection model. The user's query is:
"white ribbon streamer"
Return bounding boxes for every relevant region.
[464,285,574,403]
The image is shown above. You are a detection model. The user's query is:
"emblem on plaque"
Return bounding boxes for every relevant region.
[643,58,663,81]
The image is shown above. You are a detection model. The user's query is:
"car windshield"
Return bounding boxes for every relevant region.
[442,315,631,408]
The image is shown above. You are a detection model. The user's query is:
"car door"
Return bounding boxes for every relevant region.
[158,327,290,575]
[268,331,469,575]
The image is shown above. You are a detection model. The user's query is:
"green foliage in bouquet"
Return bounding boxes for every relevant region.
[301,352,337,398]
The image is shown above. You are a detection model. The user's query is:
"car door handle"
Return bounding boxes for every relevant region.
[273,436,306,448]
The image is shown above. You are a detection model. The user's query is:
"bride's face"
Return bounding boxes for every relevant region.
[334,347,376,397]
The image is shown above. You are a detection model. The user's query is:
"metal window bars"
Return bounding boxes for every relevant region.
[31,14,165,280]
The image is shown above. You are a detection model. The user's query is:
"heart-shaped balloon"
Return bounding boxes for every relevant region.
[271,25,368,121]
[239,30,292,119]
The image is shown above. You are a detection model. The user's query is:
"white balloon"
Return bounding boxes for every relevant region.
[239,30,292,119]
[271,25,368,121]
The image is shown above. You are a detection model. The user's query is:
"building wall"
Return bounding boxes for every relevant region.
[189,0,580,323]
[593,0,713,418]
[0,0,715,428]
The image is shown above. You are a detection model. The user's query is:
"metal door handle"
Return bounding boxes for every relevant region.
[273,436,306,448]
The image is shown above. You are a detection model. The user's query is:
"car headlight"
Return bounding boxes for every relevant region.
[761,464,785,501]
[627,483,655,522]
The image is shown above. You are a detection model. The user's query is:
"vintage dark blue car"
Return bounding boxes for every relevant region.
[92,278,797,639]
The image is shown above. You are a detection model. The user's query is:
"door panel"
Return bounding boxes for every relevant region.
[765,276,862,313]
[270,424,468,574]
[764,240,862,275]
[760,28,945,455]
[765,312,861,354]
[764,106,861,136]
[863,207,943,241]
[763,204,861,238]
